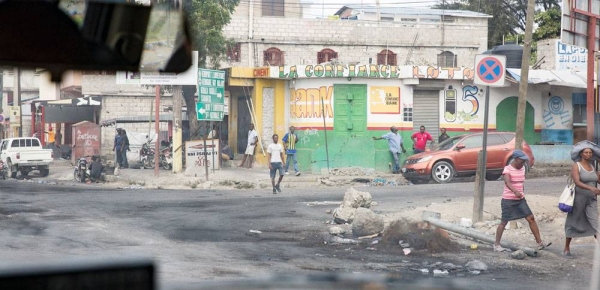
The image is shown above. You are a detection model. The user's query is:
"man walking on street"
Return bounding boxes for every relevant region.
[120,129,130,168]
[411,125,434,154]
[282,126,301,176]
[373,126,406,174]
[439,128,450,143]
[238,123,258,169]
[113,128,123,168]
[267,134,285,194]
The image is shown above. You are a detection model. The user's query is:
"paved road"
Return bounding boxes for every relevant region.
[0,177,587,289]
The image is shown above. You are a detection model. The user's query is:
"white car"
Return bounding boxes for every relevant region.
[0,137,53,178]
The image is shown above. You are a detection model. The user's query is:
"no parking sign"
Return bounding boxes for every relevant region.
[474,55,506,87]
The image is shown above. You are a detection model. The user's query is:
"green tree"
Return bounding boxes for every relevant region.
[434,0,560,48]
[533,6,561,41]
[182,0,240,138]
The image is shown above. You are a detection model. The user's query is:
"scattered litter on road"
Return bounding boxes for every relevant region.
[510,250,527,260]
[366,247,377,251]
[305,201,342,207]
[433,269,449,277]
[466,260,488,272]
[469,270,481,275]
[370,178,398,186]
[326,236,361,245]
[403,248,411,255]
[118,185,145,189]
[247,230,262,237]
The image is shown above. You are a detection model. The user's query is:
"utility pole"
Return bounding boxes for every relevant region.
[0,67,3,139]
[13,67,21,137]
[515,0,535,149]
[172,85,183,173]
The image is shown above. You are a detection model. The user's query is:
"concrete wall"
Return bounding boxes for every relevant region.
[100,96,172,162]
[223,13,488,68]
[82,73,155,96]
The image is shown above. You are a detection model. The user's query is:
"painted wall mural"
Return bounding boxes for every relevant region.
[543,95,571,129]
[289,86,334,127]
[369,86,400,114]
[443,85,481,124]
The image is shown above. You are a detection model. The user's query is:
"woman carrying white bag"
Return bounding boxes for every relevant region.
[563,141,600,259]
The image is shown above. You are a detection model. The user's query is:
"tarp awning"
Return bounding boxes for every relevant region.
[506,69,589,88]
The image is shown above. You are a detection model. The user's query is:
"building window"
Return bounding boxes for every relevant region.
[317,48,338,64]
[262,0,284,17]
[437,51,457,67]
[263,47,284,66]
[226,43,241,62]
[377,49,397,65]
[403,107,413,122]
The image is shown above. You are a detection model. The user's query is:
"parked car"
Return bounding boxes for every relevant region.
[0,137,53,178]
[401,132,535,184]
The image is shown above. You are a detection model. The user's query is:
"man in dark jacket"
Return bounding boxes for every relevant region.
[88,156,104,183]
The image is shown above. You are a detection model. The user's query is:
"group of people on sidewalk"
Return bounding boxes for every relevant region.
[113,128,130,169]
[494,142,600,259]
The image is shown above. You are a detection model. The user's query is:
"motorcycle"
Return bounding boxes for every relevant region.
[73,157,89,183]
[140,140,155,169]
[159,142,173,170]
[0,160,8,180]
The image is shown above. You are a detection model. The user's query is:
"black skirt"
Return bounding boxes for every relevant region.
[501,198,533,221]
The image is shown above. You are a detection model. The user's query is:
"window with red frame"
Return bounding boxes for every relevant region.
[263,47,284,66]
[317,48,338,64]
[377,49,397,65]
[226,43,241,62]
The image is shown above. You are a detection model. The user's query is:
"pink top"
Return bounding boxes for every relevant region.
[502,164,525,200]
[411,132,433,150]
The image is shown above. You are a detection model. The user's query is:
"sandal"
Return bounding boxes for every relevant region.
[537,241,552,250]
[493,245,509,252]
[563,251,574,259]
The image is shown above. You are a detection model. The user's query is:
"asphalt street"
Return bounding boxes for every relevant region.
[0,177,587,289]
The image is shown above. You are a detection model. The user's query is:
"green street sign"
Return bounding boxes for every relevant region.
[197,68,226,121]
[196,102,224,121]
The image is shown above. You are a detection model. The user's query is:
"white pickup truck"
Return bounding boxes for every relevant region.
[0,137,53,178]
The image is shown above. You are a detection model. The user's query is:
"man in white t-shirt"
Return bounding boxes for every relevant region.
[238,123,259,169]
[267,134,285,194]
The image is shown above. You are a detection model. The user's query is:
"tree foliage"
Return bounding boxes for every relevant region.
[182,0,240,138]
[533,6,561,41]
[434,0,560,48]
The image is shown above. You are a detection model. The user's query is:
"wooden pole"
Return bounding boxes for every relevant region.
[173,85,183,173]
[155,86,161,177]
[515,0,535,149]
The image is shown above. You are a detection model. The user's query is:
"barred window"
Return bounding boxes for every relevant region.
[263,47,284,66]
[437,51,457,67]
[317,48,338,64]
[262,0,284,16]
[226,43,241,62]
[377,49,397,66]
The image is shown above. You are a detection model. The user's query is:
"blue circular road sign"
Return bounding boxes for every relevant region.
[476,57,504,84]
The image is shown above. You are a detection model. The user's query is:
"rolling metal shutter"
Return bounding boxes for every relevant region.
[412,90,440,141]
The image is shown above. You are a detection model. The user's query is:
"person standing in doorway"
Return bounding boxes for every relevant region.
[283,126,301,176]
[113,128,123,168]
[411,125,433,154]
[373,126,406,174]
[55,129,62,147]
[438,128,450,143]
[267,134,285,194]
[238,123,258,169]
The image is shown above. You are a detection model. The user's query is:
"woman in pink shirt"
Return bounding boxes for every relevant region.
[493,150,551,252]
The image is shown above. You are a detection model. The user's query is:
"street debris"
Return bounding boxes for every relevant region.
[370,178,398,186]
[325,235,361,245]
[329,167,375,176]
[465,260,488,272]
[433,269,449,277]
[510,250,527,260]
[332,188,373,224]
[460,218,473,228]
[305,201,342,207]
[381,219,457,253]
[246,230,262,237]
[319,178,336,186]
[325,209,332,214]
[328,226,347,236]
[352,208,385,237]
[403,248,411,255]
[118,185,145,189]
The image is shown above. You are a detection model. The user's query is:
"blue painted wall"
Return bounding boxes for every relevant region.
[530,145,572,164]
[541,129,573,145]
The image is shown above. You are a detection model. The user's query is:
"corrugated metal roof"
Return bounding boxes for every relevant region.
[506,69,589,88]
[335,5,491,18]
[100,113,190,126]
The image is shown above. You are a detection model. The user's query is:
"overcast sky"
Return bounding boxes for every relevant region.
[302,0,439,18]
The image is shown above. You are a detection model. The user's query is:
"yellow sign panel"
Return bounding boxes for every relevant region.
[370,86,400,114]
[9,106,20,124]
